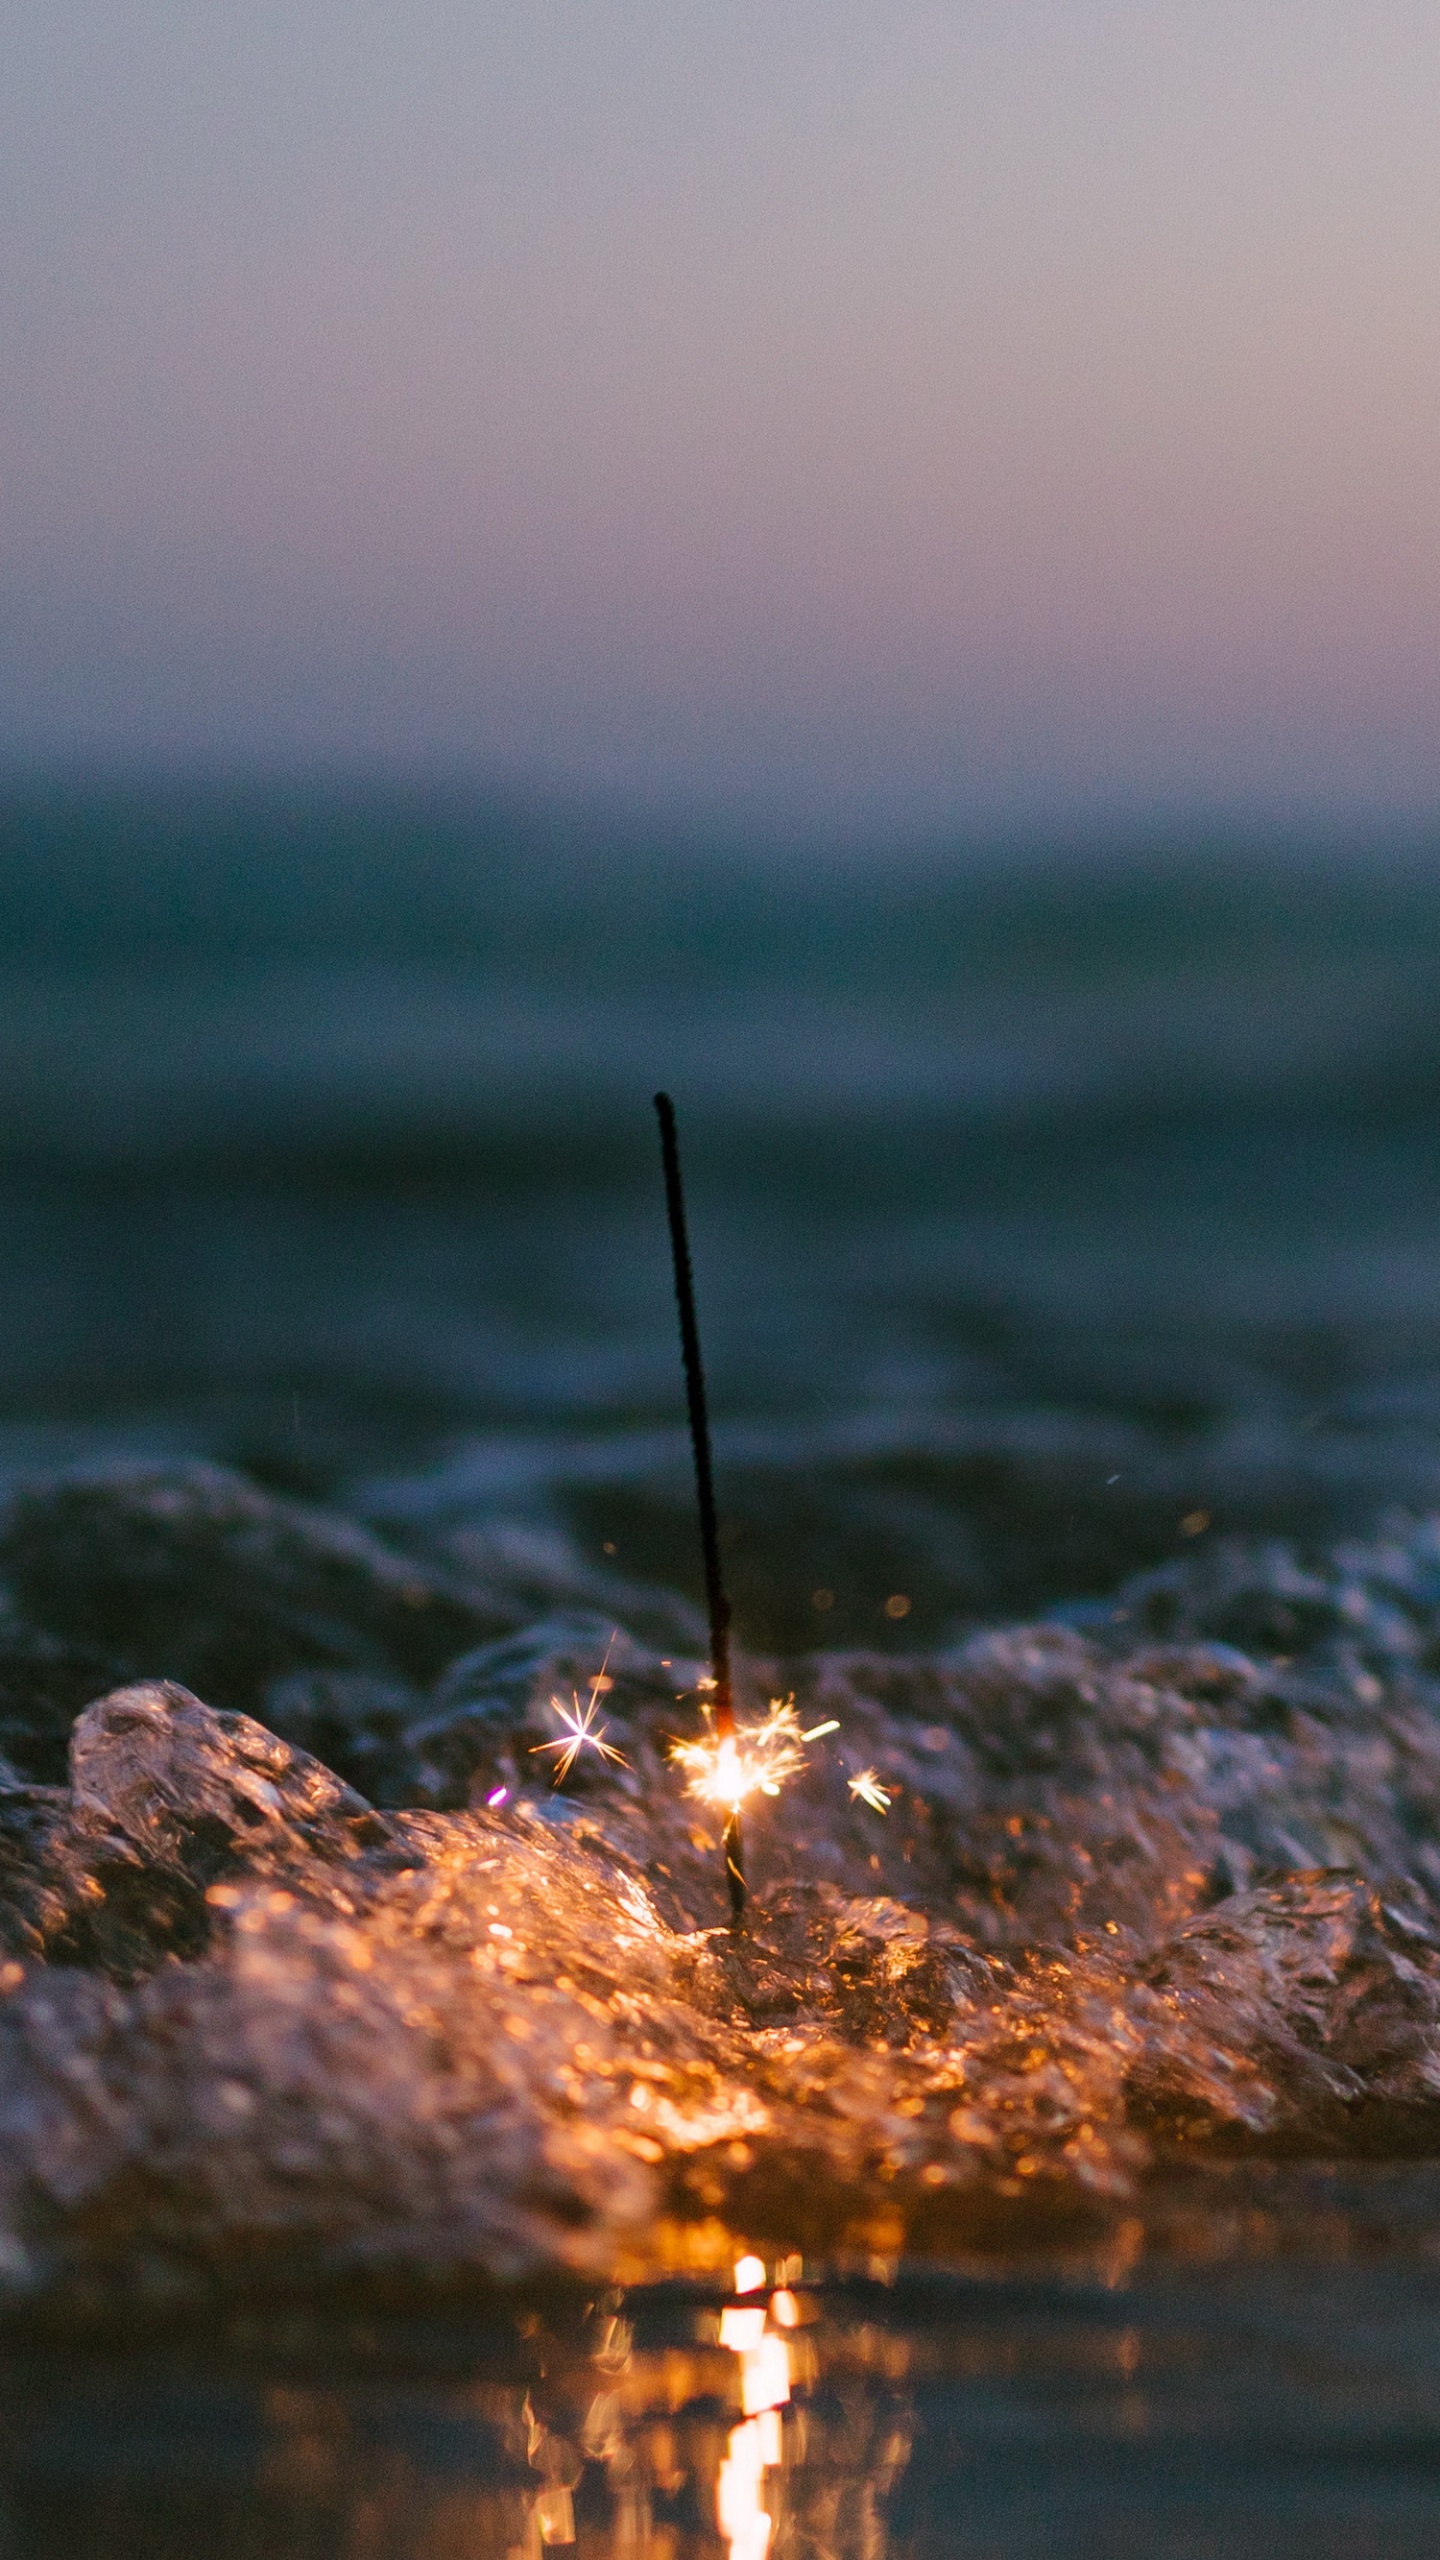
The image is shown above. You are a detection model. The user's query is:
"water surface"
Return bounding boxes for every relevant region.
[4,783,1440,2549]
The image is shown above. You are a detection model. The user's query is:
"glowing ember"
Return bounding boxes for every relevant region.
[847,1767,893,1814]
[530,1649,629,1785]
[671,1701,827,1811]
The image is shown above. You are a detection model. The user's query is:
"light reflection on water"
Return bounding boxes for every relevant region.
[9,2229,1440,2557]
[500,2257,893,2560]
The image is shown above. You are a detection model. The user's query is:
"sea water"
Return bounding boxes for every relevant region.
[4,782,1440,2548]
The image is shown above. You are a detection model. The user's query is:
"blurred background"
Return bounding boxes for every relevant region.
[3,782,1440,1656]
[4,3,1440,1654]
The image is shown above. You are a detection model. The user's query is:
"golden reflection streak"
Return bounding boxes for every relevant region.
[496,2242,917,2560]
[715,2258,795,2560]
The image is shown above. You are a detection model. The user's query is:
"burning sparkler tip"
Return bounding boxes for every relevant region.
[671,1700,812,1813]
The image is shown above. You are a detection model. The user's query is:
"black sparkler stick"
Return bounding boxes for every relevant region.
[653,1091,745,1923]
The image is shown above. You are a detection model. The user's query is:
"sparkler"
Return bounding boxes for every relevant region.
[655,1093,859,1915]
[654,1090,751,1922]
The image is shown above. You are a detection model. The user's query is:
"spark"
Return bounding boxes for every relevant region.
[671,1700,812,1811]
[847,1767,892,1814]
[530,1641,629,1785]
[531,1692,628,1783]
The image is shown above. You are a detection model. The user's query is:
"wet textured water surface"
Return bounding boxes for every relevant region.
[11,2238,1440,2557]
[6,799,1440,2545]
[4,1459,1440,2546]
[3,1465,1440,2310]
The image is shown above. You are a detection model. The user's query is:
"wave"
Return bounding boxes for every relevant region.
[3,1463,1440,2309]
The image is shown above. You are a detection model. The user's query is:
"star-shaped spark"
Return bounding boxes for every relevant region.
[530,1646,629,1785]
[847,1767,892,1814]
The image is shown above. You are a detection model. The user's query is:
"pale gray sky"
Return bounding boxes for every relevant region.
[4,2,1439,829]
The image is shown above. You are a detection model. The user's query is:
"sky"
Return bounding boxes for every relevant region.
[3,1,1440,834]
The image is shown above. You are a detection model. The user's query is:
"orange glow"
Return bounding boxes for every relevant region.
[673,1704,838,1814]
[717,2417,774,2560]
[740,2334,791,2418]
